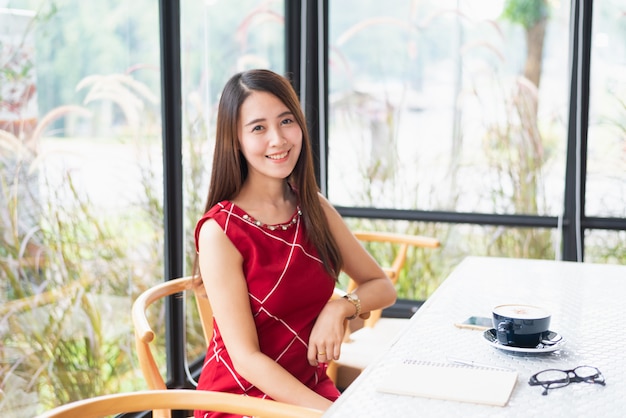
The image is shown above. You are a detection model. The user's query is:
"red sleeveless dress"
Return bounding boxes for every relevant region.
[193,201,340,418]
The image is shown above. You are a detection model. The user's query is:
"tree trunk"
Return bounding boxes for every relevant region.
[524,18,547,88]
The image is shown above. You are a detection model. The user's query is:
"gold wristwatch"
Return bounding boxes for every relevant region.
[342,292,361,320]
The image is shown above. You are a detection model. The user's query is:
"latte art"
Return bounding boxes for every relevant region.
[493,304,550,320]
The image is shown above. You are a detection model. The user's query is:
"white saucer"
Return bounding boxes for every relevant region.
[483,329,566,353]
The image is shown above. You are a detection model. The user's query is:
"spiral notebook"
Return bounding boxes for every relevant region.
[377,360,518,406]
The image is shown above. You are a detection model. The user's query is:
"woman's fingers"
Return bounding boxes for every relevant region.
[308,345,339,366]
[317,344,341,362]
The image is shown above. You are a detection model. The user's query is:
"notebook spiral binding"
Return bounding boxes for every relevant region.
[402,359,495,370]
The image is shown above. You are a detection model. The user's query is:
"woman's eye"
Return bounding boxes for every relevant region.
[281,118,294,126]
[251,125,264,132]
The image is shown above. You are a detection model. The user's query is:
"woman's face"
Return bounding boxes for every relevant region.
[237,90,302,182]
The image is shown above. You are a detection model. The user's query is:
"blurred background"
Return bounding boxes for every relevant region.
[1,0,624,415]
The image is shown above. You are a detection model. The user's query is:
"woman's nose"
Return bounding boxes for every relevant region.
[268,128,286,145]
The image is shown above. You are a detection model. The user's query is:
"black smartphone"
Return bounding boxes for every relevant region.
[454,316,493,331]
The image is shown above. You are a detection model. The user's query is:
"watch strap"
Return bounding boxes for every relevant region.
[342,293,361,320]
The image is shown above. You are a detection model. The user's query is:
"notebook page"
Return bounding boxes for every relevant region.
[377,360,518,407]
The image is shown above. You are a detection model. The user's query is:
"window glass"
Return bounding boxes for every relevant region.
[1,0,285,412]
[586,0,626,218]
[179,0,285,372]
[343,218,558,300]
[584,229,626,264]
[328,0,570,218]
[1,0,161,413]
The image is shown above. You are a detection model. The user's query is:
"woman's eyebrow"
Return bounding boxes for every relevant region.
[277,111,293,118]
[244,117,266,127]
[244,111,293,127]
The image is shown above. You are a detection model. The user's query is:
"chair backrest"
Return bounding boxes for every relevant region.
[35,389,323,418]
[349,231,440,328]
[131,276,213,390]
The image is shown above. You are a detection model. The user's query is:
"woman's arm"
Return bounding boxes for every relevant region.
[307,195,397,365]
[197,220,333,411]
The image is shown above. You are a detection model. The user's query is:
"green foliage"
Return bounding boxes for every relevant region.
[1,5,163,410]
[585,230,626,265]
[2,2,286,413]
[501,0,550,29]
[0,162,137,414]
[477,75,556,259]
[332,2,566,300]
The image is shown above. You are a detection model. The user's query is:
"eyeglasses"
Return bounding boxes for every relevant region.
[528,366,605,395]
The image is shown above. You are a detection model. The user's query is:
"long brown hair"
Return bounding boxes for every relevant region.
[193,69,342,279]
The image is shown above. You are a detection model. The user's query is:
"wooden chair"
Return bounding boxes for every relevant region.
[132,276,213,391]
[327,231,440,390]
[35,389,323,418]
[132,276,215,418]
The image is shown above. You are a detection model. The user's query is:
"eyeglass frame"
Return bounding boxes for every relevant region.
[528,365,606,395]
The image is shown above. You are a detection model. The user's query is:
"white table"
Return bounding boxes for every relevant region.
[324,256,626,417]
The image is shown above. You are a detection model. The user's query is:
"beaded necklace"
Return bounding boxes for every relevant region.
[242,207,302,231]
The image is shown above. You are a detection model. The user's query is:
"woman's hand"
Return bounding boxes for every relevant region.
[307,299,350,366]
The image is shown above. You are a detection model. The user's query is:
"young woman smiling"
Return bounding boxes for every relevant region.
[193,69,396,417]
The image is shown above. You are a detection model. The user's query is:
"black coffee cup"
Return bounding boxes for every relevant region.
[492,304,551,348]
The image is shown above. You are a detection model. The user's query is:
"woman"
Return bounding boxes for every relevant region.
[193,69,396,417]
